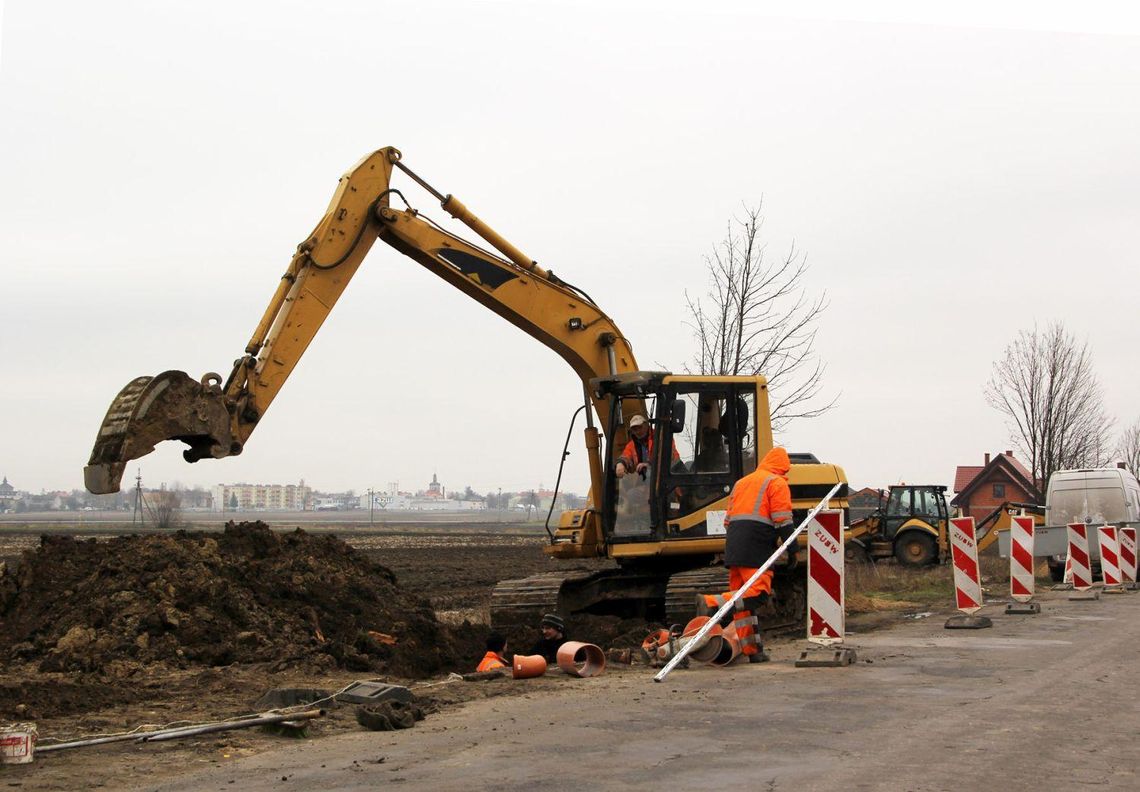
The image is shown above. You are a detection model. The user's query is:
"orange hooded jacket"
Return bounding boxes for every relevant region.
[476,651,507,672]
[726,447,793,529]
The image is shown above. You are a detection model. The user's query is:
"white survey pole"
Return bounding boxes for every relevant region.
[653,482,842,682]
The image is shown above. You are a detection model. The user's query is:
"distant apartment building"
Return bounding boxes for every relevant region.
[211,480,312,512]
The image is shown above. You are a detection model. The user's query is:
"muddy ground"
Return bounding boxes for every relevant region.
[0,521,617,791]
[0,521,951,791]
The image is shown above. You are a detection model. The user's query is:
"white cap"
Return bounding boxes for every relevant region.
[629,415,648,428]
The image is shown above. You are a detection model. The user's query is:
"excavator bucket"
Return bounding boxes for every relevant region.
[84,371,235,494]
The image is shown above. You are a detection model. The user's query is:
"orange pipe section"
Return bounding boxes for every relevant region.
[709,623,742,667]
[512,654,548,679]
[681,616,727,664]
[557,641,607,677]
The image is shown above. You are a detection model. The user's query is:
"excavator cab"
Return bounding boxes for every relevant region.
[596,373,765,544]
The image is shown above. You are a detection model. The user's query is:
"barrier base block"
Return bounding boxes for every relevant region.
[1069,588,1100,601]
[1004,602,1040,615]
[1125,582,1140,591]
[1050,583,1073,591]
[794,647,857,668]
[1103,586,1126,595]
[944,614,993,630]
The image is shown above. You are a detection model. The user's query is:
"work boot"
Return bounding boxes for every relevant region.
[747,649,770,664]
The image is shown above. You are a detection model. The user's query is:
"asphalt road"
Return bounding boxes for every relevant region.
[141,588,1140,791]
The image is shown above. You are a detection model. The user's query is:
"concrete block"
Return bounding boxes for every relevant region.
[944,614,993,630]
[794,647,857,667]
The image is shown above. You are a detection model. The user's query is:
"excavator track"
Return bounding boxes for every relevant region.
[489,571,590,629]
[664,568,730,626]
[492,563,809,641]
[665,565,807,634]
[490,567,669,636]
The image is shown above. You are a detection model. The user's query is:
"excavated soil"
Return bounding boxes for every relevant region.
[0,522,478,686]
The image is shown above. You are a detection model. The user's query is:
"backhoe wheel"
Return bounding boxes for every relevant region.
[894,532,937,567]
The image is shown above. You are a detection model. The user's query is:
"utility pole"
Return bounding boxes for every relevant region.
[368,487,374,526]
[131,468,145,527]
[498,487,502,516]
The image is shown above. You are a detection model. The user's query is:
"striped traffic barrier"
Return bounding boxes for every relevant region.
[1067,522,1099,601]
[1120,527,1138,590]
[946,516,991,629]
[1005,515,1040,615]
[795,509,856,667]
[1097,526,1124,593]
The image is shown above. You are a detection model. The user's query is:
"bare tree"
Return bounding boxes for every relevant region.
[684,204,835,431]
[148,488,183,530]
[985,321,1113,492]
[1118,418,1140,477]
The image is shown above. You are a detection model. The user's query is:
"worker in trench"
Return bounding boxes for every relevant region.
[528,613,568,663]
[477,633,509,672]
[700,446,794,663]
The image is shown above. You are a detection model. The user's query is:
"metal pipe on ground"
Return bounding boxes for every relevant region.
[36,710,324,753]
[653,482,842,683]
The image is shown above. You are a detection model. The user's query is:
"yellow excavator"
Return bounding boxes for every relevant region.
[84,147,848,631]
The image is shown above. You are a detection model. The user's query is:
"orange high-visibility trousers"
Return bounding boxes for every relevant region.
[701,566,770,656]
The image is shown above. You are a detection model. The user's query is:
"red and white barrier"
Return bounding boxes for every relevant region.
[806,509,845,645]
[1097,526,1122,589]
[1120,527,1138,585]
[949,517,983,614]
[1009,515,1035,602]
[1066,523,1093,591]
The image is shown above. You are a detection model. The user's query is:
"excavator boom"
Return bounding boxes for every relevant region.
[85,148,636,495]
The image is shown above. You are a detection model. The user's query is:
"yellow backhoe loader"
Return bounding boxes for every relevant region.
[84,147,848,631]
[846,485,1043,566]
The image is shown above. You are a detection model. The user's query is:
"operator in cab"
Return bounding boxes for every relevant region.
[703,446,794,663]
[615,415,681,479]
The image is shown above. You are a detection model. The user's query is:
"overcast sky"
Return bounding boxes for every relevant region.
[2,1,1138,497]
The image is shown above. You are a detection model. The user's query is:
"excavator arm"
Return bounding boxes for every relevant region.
[84,147,638,498]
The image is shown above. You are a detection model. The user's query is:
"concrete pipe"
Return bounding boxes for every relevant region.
[557,641,607,677]
[512,654,548,679]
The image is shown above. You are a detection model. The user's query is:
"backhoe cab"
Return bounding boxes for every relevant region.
[849,485,949,566]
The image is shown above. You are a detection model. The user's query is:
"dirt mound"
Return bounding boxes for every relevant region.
[0,522,472,678]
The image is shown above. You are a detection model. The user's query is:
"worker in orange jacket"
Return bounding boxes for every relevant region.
[615,414,680,479]
[702,446,794,663]
[476,633,508,672]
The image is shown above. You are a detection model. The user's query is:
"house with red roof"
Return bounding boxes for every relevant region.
[951,451,1042,521]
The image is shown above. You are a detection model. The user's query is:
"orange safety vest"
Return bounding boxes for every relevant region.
[476,651,507,672]
[726,447,793,528]
[619,434,681,471]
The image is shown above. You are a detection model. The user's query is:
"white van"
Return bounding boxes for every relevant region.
[1038,466,1140,580]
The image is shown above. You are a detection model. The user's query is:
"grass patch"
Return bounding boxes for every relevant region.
[846,554,1057,615]
[845,561,956,613]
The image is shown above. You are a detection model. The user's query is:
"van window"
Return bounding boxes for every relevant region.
[1049,487,1127,526]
